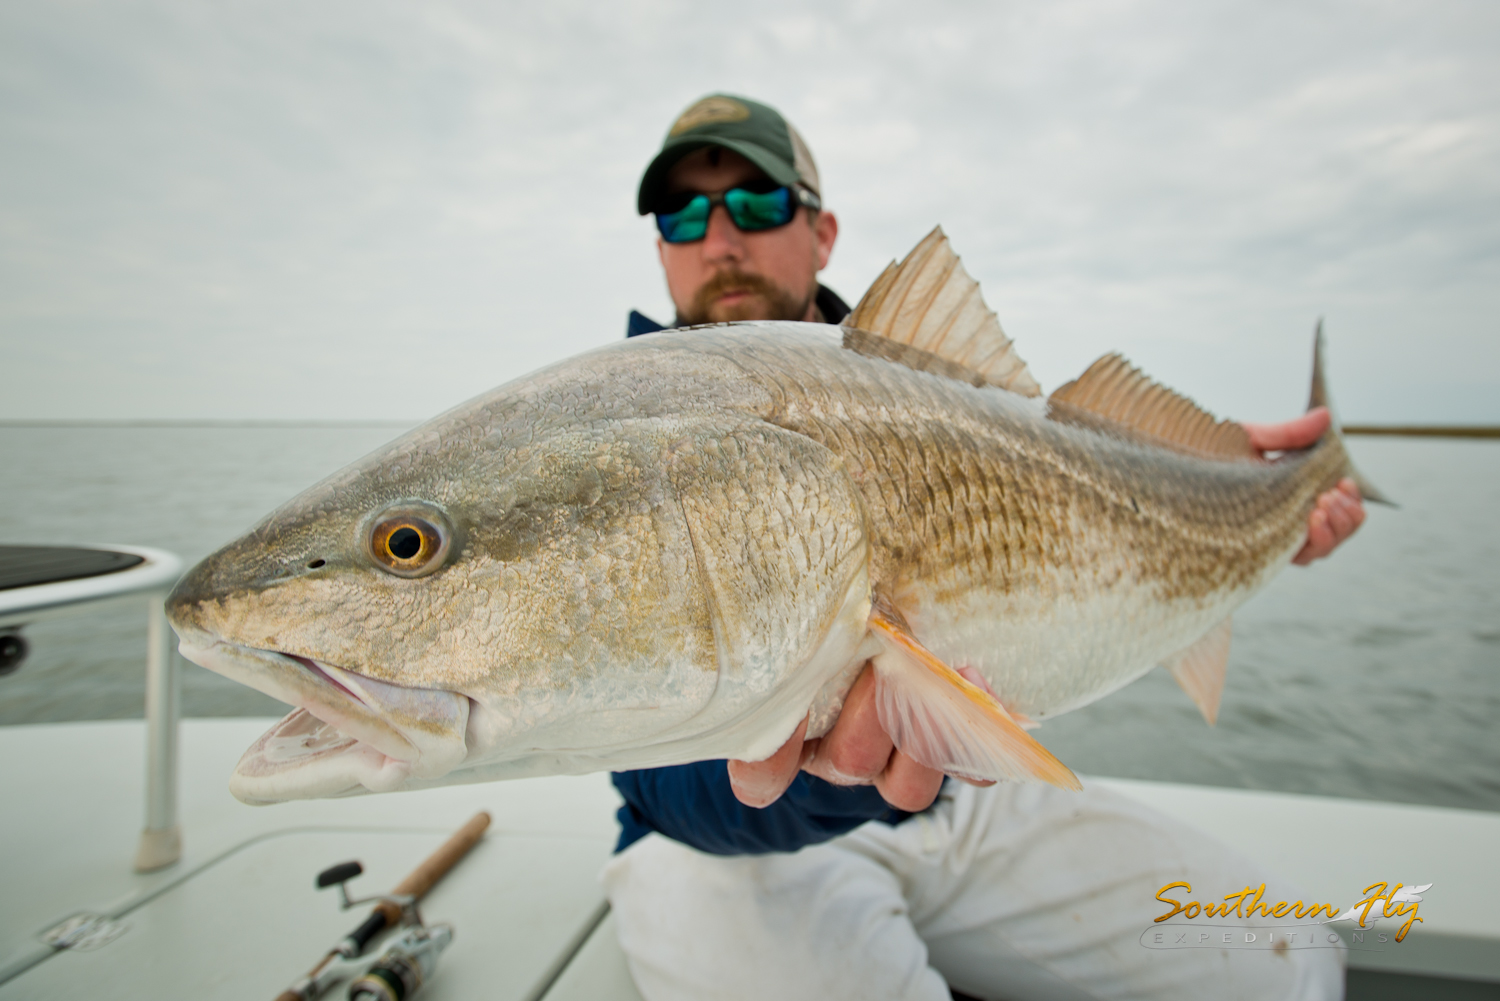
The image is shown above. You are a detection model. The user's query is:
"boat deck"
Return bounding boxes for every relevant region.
[1,718,1496,999]
[0,718,640,1000]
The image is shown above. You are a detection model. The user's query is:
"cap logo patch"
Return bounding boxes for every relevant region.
[669,96,751,136]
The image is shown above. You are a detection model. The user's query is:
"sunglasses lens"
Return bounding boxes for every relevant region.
[656,195,710,244]
[655,188,798,242]
[725,187,794,231]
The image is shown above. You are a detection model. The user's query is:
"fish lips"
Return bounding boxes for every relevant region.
[176,633,470,803]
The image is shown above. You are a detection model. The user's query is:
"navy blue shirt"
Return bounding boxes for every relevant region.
[611,761,914,855]
[613,287,923,856]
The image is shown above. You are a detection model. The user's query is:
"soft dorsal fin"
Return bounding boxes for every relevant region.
[845,226,1042,397]
[1050,354,1257,460]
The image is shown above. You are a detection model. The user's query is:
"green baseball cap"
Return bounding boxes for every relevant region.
[637,94,821,215]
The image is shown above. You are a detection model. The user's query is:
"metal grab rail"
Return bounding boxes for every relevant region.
[138,592,182,870]
[0,545,185,871]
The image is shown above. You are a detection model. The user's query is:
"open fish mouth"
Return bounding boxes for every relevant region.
[176,637,470,804]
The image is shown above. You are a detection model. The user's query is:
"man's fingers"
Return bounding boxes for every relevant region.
[1243,407,1332,454]
[799,661,984,813]
[874,748,946,813]
[1243,412,1370,564]
[1293,507,1332,564]
[802,664,944,812]
[1324,490,1364,542]
[1293,483,1367,565]
[805,665,894,784]
[728,717,808,808]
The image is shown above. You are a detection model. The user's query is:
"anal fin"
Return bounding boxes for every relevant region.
[867,609,1080,790]
[1164,618,1232,725]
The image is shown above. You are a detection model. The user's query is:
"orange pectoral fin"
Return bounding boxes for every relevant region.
[867,609,1082,791]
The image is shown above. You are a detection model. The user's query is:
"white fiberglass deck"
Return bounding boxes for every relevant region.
[0,718,642,1001]
[1,718,1496,998]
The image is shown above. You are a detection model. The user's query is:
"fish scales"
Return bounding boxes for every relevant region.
[673,327,1349,715]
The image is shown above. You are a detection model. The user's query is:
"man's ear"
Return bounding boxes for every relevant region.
[814,210,838,271]
[656,235,684,315]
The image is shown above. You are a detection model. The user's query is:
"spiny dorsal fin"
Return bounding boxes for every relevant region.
[845,226,1042,397]
[842,328,988,387]
[1050,354,1257,460]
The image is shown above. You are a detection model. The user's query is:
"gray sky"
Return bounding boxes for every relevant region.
[3,0,1497,423]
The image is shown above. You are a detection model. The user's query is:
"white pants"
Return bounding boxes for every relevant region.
[602,781,1344,1001]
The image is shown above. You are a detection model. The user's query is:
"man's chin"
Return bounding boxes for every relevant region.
[679,275,816,326]
[705,294,776,323]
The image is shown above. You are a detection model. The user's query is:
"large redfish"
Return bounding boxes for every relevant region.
[167,229,1381,804]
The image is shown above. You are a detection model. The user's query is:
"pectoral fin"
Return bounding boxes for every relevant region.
[1164,618,1232,725]
[867,609,1081,790]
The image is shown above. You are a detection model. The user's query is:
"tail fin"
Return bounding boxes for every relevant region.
[1310,320,1394,506]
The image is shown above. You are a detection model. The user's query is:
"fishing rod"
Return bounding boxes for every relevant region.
[276,810,492,1001]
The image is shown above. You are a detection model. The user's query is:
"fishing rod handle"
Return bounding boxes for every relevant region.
[389,811,492,906]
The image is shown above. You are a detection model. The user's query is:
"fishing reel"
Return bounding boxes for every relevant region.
[288,861,454,1001]
[347,923,453,1001]
[278,812,487,1001]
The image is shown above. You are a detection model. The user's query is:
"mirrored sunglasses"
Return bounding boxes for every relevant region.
[655,184,821,244]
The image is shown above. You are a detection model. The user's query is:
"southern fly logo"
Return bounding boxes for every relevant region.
[1141,881,1431,952]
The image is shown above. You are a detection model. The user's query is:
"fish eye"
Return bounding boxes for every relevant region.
[367,504,452,578]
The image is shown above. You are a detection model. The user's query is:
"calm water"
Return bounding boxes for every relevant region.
[1,424,1496,813]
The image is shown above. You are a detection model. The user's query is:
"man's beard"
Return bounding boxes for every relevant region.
[677,269,817,326]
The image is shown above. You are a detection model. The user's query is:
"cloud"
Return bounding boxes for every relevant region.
[1,0,1496,422]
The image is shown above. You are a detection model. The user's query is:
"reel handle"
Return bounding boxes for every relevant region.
[317,862,364,889]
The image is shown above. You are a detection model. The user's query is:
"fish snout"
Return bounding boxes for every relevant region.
[165,533,342,633]
[165,555,221,632]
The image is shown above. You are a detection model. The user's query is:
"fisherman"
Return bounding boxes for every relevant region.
[606,94,1362,1001]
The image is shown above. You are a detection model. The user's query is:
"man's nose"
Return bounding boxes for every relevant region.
[700,204,746,262]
